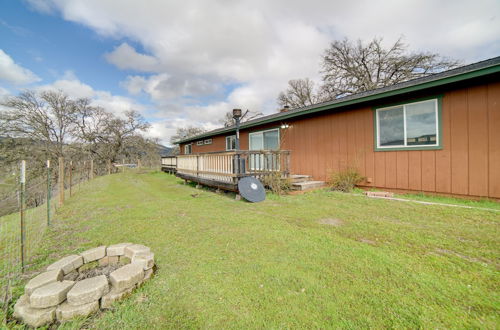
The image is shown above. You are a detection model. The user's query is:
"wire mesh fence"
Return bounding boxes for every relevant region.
[0,157,158,313]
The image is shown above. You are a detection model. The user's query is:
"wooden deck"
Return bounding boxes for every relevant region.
[161,156,177,174]
[163,150,290,191]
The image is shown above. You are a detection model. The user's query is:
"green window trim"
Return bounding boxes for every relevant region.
[373,95,443,152]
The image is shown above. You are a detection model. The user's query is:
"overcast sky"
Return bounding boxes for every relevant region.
[1,0,499,145]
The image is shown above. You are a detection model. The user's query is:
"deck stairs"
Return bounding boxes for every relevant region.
[288,174,326,191]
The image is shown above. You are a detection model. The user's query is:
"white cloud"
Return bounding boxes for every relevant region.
[104,43,159,72]
[36,71,145,115]
[0,49,41,85]
[121,73,222,102]
[25,0,500,145]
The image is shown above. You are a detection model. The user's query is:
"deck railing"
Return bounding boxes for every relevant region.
[175,150,291,186]
[161,156,177,173]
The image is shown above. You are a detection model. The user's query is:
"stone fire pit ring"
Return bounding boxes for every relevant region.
[14,243,155,327]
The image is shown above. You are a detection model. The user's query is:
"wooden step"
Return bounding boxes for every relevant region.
[291,181,326,191]
[288,174,312,183]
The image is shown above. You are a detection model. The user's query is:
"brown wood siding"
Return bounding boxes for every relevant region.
[189,135,226,154]
[468,85,489,196]
[450,89,469,195]
[282,81,500,199]
[488,82,500,197]
[179,80,500,198]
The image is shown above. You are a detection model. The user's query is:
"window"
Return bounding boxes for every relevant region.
[375,98,440,150]
[184,144,192,154]
[204,139,212,145]
[249,128,280,150]
[196,141,204,146]
[226,135,236,150]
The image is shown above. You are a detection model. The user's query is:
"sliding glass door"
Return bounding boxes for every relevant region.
[249,128,280,170]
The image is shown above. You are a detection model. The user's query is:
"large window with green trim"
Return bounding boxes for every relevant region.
[375,98,440,150]
[249,128,280,150]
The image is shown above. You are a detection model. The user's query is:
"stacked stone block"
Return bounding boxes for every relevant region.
[14,243,155,327]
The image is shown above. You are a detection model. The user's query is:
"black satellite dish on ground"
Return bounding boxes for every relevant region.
[238,177,266,203]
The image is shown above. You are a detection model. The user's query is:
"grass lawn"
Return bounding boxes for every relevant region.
[3,170,499,328]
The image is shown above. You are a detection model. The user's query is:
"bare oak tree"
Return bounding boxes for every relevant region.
[276,37,461,111]
[0,90,77,157]
[73,99,113,160]
[320,37,461,98]
[169,126,207,154]
[277,78,324,108]
[93,110,150,163]
[170,126,206,144]
[1,90,157,172]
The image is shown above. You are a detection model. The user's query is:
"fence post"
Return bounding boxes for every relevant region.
[69,160,73,197]
[82,160,86,181]
[77,161,82,189]
[47,159,51,226]
[107,159,111,175]
[20,160,26,272]
[90,159,94,180]
[58,157,64,206]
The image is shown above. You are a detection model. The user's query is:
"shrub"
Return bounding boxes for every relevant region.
[261,172,291,195]
[328,167,365,192]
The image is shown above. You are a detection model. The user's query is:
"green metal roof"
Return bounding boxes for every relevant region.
[175,56,500,144]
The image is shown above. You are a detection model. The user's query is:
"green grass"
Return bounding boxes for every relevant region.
[2,171,499,328]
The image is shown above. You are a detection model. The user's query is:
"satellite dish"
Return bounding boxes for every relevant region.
[238,177,266,203]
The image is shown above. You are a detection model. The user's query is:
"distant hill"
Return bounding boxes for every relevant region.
[157,144,174,156]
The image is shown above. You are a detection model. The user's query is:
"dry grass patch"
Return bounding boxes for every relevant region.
[317,218,344,227]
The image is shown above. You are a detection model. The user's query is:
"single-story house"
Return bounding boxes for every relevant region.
[175,56,500,199]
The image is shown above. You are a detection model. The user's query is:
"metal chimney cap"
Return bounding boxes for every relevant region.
[232,109,242,119]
